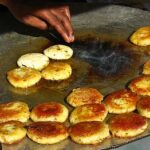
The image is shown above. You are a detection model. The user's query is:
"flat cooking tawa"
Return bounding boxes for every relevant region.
[0,4,150,150]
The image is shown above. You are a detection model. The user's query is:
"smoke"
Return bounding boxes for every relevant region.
[72,40,130,76]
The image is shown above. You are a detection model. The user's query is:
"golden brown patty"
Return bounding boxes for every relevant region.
[130,26,150,46]
[30,102,68,122]
[70,103,108,124]
[109,113,148,138]
[137,97,150,118]
[128,75,150,96]
[7,67,41,88]
[69,121,110,144]
[0,121,27,144]
[67,87,103,107]
[0,101,30,123]
[27,122,69,144]
[104,89,139,114]
[143,60,150,75]
[41,62,72,81]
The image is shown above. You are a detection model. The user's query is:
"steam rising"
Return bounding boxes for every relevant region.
[72,40,130,76]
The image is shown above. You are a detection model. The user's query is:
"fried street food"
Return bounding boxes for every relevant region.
[137,97,150,118]
[7,67,41,88]
[44,44,73,60]
[109,113,148,138]
[69,121,110,144]
[130,26,150,46]
[128,75,150,96]
[30,102,68,122]
[104,89,139,114]
[70,103,108,124]
[42,62,72,81]
[27,122,69,144]
[67,87,103,107]
[17,53,49,71]
[0,101,30,123]
[0,121,27,144]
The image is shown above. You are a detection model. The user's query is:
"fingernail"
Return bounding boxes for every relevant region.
[71,35,75,42]
[64,34,70,43]
[69,34,74,42]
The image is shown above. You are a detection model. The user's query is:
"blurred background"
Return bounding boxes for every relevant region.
[0,0,150,11]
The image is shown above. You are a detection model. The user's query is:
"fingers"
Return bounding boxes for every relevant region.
[38,11,72,43]
[51,9,74,42]
[22,15,48,30]
[61,6,71,21]
[21,6,74,43]
[65,6,71,21]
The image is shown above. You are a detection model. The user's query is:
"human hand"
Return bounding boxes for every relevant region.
[1,0,74,43]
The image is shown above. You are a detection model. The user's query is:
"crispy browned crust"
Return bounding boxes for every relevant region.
[8,69,28,82]
[27,122,68,138]
[0,102,18,119]
[31,102,63,117]
[76,103,107,120]
[0,121,25,128]
[129,75,150,96]
[7,67,40,83]
[69,121,103,137]
[41,62,72,81]
[137,97,150,110]
[0,121,25,145]
[7,67,41,88]
[130,26,150,46]
[0,102,28,122]
[67,88,103,106]
[109,113,147,131]
[104,89,139,109]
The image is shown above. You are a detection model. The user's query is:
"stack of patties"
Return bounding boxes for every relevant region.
[42,44,73,81]
[7,44,73,89]
[27,102,69,144]
[7,53,49,88]
[0,101,30,144]
[67,87,110,144]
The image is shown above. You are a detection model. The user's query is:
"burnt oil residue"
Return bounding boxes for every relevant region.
[37,36,142,93]
[70,38,140,78]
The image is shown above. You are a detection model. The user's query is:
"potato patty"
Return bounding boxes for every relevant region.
[109,113,148,138]
[7,67,41,88]
[27,122,69,144]
[67,87,103,107]
[104,89,139,114]
[70,103,108,124]
[30,102,68,122]
[69,121,110,144]
[129,75,150,96]
[0,101,30,123]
